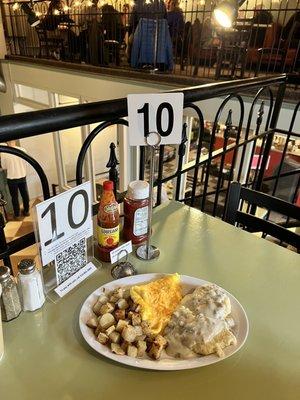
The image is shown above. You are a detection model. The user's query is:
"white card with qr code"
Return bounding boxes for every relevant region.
[55,238,87,284]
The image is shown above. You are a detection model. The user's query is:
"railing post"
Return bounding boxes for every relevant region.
[254,82,286,192]
[106,142,119,197]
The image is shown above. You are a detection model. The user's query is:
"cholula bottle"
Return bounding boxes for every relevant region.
[97,181,120,262]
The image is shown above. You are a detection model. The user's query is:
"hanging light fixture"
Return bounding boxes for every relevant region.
[213,0,246,28]
[12,3,20,11]
[21,2,41,27]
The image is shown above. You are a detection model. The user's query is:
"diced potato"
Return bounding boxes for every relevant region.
[117,299,129,310]
[98,294,109,304]
[148,335,167,360]
[123,289,131,299]
[113,288,124,299]
[105,325,116,336]
[134,325,143,337]
[95,324,102,336]
[111,343,125,355]
[100,302,115,315]
[114,309,126,320]
[141,321,152,336]
[116,319,128,332]
[154,335,167,347]
[131,313,142,326]
[97,332,109,345]
[137,340,147,358]
[109,331,121,344]
[86,317,98,329]
[136,334,146,341]
[120,341,129,352]
[99,313,115,330]
[121,325,137,343]
[127,311,134,320]
[127,345,138,358]
[92,301,103,316]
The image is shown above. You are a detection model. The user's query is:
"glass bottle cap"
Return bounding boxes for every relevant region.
[0,266,11,281]
[18,259,36,275]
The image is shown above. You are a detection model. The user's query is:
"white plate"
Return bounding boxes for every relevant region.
[79,273,249,370]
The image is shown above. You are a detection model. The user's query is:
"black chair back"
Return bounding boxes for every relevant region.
[224,182,300,249]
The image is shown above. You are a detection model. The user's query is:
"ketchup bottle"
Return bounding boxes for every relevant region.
[123,180,149,245]
[97,181,120,262]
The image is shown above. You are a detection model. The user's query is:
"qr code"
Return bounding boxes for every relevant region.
[55,238,87,284]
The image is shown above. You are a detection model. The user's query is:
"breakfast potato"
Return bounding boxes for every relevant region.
[92,301,103,316]
[109,331,121,344]
[131,313,142,326]
[117,299,129,310]
[123,289,131,299]
[99,313,115,330]
[105,325,115,336]
[111,343,125,355]
[134,325,143,337]
[100,302,115,315]
[148,335,167,360]
[127,345,138,358]
[121,325,137,343]
[97,332,109,345]
[94,324,102,336]
[120,341,129,352]
[114,309,126,320]
[86,317,98,329]
[115,319,128,332]
[137,340,147,358]
[98,294,109,304]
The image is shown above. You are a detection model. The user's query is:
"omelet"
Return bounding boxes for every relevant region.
[130,274,182,335]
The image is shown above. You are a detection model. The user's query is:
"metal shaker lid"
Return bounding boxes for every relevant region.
[0,266,11,281]
[18,259,36,275]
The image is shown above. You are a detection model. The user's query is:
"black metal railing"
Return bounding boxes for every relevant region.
[0,73,299,268]
[1,0,299,80]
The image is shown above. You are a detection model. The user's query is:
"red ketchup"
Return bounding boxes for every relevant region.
[123,180,149,245]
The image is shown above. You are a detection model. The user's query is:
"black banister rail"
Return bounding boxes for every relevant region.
[0,74,288,141]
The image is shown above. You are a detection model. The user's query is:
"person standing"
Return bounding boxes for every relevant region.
[1,141,30,219]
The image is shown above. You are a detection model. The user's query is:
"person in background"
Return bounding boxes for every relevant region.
[1,141,30,220]
[166,0,184,55]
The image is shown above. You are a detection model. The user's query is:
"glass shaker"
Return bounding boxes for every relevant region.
[0,266,22,321]
[18,259,45,312]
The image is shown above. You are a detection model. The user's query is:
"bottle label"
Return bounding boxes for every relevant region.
[98,226,119,247]
[133,206,148,236]
[103,203,118,214]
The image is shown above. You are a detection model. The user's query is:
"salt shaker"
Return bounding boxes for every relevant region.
[18,259,45,312]
[0,266,22,321]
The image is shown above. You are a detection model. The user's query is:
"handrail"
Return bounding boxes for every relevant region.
[0,74,288,141]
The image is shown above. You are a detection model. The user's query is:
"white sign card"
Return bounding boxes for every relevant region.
[36,182,93,285]
[54,262,97,298]
[127,93,184,146]
[110,241,133,264]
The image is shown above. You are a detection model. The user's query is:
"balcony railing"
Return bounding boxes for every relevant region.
[0,73,299,268]
[1,0,299,82]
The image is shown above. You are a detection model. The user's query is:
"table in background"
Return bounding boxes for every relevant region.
[0,201,299,400]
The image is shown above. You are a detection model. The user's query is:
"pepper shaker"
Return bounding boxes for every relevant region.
[0,266,22,321]
[18,259,45,312]
[0,285,4,360]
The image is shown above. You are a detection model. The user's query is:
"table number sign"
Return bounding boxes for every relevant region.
[35,182,95,296]
[127,93,184,260]
[127,93,184,146]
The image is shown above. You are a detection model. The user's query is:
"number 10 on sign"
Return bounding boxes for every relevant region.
[127,93,184,146]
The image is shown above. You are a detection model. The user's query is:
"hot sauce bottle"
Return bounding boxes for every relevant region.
[97,181,120,262]
[123,180,149,245]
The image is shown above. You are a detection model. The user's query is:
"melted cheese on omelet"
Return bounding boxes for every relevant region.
[130,274,182,335]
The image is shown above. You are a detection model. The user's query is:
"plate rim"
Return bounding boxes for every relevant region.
[79,273,249,371]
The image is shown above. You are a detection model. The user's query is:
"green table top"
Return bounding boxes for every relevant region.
[0,201,299,400]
